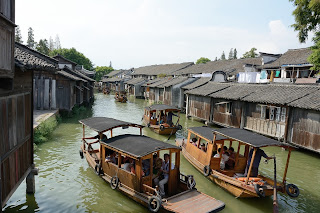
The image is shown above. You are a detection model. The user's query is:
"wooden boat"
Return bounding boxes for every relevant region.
[176,127,300,198]
[79,117,225,213]
[143,104,182,135]
[114,91,127,103]
[103,88,110,94]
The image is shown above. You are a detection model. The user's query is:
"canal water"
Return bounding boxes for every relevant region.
[3,93,320,213]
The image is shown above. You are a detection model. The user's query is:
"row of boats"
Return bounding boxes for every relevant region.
[78,104,299,212]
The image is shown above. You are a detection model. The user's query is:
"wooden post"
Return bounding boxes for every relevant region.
[82,124,85,149]
[245,148,257,184]
[235,143,241,167]
[282,148,292,184]
[140,127,142,136]
[118,154,122,168]
[110,129,113,138]
[136,160,142,192]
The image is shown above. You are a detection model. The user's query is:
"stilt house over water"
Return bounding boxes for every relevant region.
[0,0,37,207]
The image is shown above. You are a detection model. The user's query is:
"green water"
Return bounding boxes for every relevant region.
[3,93,320,213]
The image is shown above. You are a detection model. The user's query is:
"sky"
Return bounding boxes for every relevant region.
[16,0,313,69]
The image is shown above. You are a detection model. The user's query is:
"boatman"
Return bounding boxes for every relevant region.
[167,111,177,126]
[244,148,273,177]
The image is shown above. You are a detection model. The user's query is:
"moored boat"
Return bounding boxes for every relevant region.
[176,127,300,198]
[79,117,225,212]
[143,104,182,135]
[114,91,127,102]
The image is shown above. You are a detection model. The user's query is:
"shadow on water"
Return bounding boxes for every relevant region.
[3,92,320,213]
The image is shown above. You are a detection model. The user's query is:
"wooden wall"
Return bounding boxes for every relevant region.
[187,95,211,121]
[149,88,155,101]
[243,102,287,139]
[0,16,14,79]
[33,72,56,110]
[212,99,242,128]
[288,108,320,152]
[56,76,76,111]
[76,82,84,105]
[164,87,172,105]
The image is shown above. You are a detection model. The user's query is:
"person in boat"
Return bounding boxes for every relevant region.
[152,154,163,180]
[167,111,177,126]
[105,151,117,164]
[159,111,166,124]
[142,159,151,176]
[225,147,235,169]
[244,148,273,177]
[154,153,174,197]
[200,143,206,152]
[191,137,197,146]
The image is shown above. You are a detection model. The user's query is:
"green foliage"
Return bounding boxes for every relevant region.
[221,51,226,60]
[290,0,320,43]
[95,66,114,81]
[15,26,23,43]
[233,48,238,59]
[27,27,36,49]
[157,73,167,78]
[36,39,50,55]
[50,48,94,70]
[242,47,258,58]
[196,57,211,64]
[308,41,320,73]
[34,116,58,144]
[72,105,87,115]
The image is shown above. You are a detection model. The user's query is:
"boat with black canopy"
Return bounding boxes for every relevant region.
[79,117,225,213]
[142,104,182,135]
[176,127,300,198]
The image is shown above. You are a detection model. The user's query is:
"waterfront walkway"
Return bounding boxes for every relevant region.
[33,109,59,129]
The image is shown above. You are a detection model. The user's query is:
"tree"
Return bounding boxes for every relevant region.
[221,51,226,60]
[196,57,211,64]
[49,36,55,52]
[290,0,320,73]
[50,48,94,70]
[27,27,36,49]
[95,66,114,81]
[242,47,258,58]
[233,48,238,59]
[15,26,23,43]
[36,39,50,55]
[228,48,234,60]
[55,35,61,49]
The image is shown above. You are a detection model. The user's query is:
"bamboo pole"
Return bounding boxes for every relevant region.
[245,148,257,185]
[282,148,292,184]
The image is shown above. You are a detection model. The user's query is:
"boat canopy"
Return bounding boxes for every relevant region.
[189,126,226,142]
[79,117,144,133]
[213,128,289,148]
[145,104,180,112]
[102,134,180,158]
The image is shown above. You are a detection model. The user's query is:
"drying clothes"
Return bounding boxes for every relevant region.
[260,70,267,79]
[275,70,281,77]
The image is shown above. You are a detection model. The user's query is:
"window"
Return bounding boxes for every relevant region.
[269,107,275,121]
[281,108,286,122]
[275,107,281,122]
[226,102,232,114]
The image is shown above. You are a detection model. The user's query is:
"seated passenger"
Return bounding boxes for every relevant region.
[154,154,174,198]
[226,147,235,169]
[220,152,230,170]
[105,152,117,164]
[153,157,163,179]
[191,137,197,146]
[200,143,206,152]
[214,148,221,158]
[142,159,151,176]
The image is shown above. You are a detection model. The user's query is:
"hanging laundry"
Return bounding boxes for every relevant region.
[260,70,267,79]
[275,70,281,77]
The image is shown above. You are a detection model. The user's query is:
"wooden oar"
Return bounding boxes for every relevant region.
[273,155,279,213]
[167,116,180,141]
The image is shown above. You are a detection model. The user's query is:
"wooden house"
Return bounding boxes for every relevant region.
[53,54,77,70]
[259,48,315,83]
[105,69,133,79]
[75,65,95,79]
[145,78,172,103]
[185,82,230,122]
[132,62,194,79]
[124,78,146,98]
[101,77,124,92]
[241,84,320,140]
[0,0,37,207]
[140,78,161,99]
[181,78,211,112]
[15,43,59,110]
[287,89,320,153]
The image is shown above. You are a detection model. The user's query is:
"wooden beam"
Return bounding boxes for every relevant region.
[245,148,257,185]
[282,148,292,184]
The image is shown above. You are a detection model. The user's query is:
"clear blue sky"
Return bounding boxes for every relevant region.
[16,0,312,69]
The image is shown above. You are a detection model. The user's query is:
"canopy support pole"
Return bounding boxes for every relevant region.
[245,148,257,185]
[282,148,292,184]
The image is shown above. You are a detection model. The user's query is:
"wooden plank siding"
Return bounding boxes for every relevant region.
[187,95,212,121]
[164,87,172,105]
[0,15,14,79]
[211,99,242,128]
[287,108,320,152]
[56,76,76,111]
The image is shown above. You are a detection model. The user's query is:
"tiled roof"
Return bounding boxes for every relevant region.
[14,42,58,71]
[260,48,312,69]
[148,77,173,88]
[63,66,95,82]
[160,77,188,87]
[141,78,162,87]
[57,70,86,82]
[185,82,231,96]
[242,84,320,105]
[182,77,211,90]
[209,83,260,100]
[175,58,262,75]
[125,78,146,85]
[133,62,194,76]
[106,70,124,77]
[101,77,123,83]
[288,88,320,111]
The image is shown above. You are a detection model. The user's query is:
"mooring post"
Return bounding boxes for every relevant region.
[26,164,39,194]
